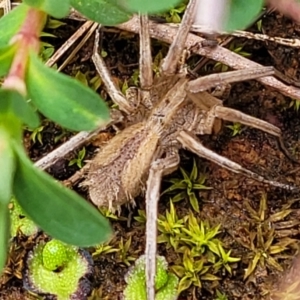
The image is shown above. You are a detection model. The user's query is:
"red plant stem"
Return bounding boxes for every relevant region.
[2,8,46,96]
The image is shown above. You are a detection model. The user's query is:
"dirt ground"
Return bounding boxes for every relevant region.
[1,9,300,300]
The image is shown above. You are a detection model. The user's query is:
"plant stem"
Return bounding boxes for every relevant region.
[2,8,46,95]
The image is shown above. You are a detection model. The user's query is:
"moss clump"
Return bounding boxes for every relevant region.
[24,239,93,300]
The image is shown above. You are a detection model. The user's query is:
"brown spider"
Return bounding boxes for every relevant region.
[78,1,298,298]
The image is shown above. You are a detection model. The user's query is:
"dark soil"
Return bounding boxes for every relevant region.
[1,9,300,300]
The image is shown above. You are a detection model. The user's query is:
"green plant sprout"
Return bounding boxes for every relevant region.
[39,18,66,62]
[98,206,127,221]
[215,290,228,300]
[23,239,93,299]
[74,70,89,86]
[75,71,102,91]
[117,236,136,266]
[242,226,295,279]
[226,122,243,137]
[92,241,119,258]
[172,251,219,294]
[161,2,187,23]
[156,209,240,293]
[130,69,140,86]
[157,201,185,250]
[28,125,44,144]
[213,243,240,275]
[256,20,263,32]
[162,159,212,212]
[239,194,298,279]
[40,41,55,62]
[289,98,300,112]
[69,147,86,169]
[180,212,221,256]
[152,50,164,76]
[46,18,66,30]
[134,209,147,226]
[134,200,240,294]
[122,79,129,95]
[123,255,178,300]
[9,198,38,237]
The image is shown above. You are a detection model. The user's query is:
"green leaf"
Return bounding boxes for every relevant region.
[189,192,199,212]
[0,45,16,77]
[0,89,40,129]
[177,276,192,294]
[0,203,10,275]
[162,182,186,195]
[12,142,112,247]
[172,191,186,202]
[193,184,212,190]
[26,53,110,131]
[201,273,220,281]
[114,0,182,13]
[225,0,264,31]
[190,159,198,182]
[23,0,70,18]
[244,252,260,279]
[0,4,29,47]
[0,129,15,204]
[70,0,130,26]
[180,167,190,182]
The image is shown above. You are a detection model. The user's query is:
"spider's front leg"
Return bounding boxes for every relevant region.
[145,149,179,300]
[92,27,138,114]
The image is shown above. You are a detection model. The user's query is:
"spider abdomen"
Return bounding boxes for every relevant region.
[84,122,160,209]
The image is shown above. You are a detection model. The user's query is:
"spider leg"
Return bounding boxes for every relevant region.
[214,106,282,136]
[145,149,180,300]
[213,105,299,163]
[161,0,197,75]
[177,130,299,191]
[139,14,153,109]
[92,27,135,114]
[187,66,275,93]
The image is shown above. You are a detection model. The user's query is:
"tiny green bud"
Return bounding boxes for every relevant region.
[42,240,68,271]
